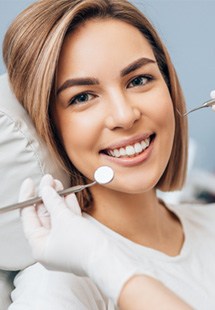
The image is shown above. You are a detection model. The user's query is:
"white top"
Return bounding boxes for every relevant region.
[10,203,215,309]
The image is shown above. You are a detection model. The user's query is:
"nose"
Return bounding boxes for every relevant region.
[105,93,141,130]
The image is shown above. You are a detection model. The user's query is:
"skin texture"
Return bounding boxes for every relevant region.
[54,19,183,257]
[119,275,192,309]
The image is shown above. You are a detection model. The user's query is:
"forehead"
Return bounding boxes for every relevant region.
[57,19,155,81]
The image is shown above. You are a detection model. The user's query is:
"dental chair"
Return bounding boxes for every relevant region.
[0,73,70,309]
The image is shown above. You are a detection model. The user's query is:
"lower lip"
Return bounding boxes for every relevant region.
[101,137,155,167]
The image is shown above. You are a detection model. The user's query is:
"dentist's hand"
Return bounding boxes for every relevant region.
[19,175,140,304]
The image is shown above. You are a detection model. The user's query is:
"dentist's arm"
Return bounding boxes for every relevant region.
[20,176,192,309]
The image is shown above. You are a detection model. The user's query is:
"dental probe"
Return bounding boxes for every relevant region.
[178,90,215,117]
[182,98,215,116]
[0,166,114,214]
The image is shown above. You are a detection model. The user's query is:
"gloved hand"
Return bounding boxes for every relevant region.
[210,90,215,111]
[19,175,141,304]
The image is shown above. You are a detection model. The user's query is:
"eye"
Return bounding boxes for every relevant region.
[127,75,153,88]
[69,92,95,105]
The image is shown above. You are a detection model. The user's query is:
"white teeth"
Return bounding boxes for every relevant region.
[141,140,147,149]
[119,147,126,156]
[141,138,149,149]
[126,145,135,156]
[107,137,151,158]
[113,149,120,157]
[134,142,142,153]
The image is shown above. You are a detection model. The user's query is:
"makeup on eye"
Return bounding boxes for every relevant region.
[127,74,154,88]
[67,73,155,107]
[69,91,96,106]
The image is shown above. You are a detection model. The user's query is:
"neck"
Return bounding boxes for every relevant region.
[86,185,183,256]
[88,187,167,241]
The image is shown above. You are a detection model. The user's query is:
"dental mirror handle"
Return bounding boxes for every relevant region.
[0,166,114,214]
[0,181,96,214]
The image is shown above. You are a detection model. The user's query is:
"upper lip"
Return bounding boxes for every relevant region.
[100,132,154,151]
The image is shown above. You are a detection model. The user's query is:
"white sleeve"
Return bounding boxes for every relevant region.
[9,263,109,310]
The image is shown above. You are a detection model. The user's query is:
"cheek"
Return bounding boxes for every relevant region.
[151,86,175,131]
[158,106,175,174]
[56,110,101,159]
[147,87,175,157]
[158,102,175,132]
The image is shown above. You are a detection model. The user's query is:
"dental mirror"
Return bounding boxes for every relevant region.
[94,165,114,184]
[0,166,114,214]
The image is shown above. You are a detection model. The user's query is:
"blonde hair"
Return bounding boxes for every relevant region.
[3,0,188,208]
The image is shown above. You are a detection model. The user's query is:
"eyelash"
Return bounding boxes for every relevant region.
[127,74,153,88]
[68,75,154,106]
[69,92,95,106]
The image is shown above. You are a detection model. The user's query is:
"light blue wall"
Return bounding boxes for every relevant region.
[0,0,34,75]
[1,0,215,171]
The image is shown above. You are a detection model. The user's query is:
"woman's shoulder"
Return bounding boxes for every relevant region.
[167,202,215,228]
[169,201,215,213]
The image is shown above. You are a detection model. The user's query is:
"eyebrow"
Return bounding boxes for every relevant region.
[120,57,156,77]
[57,77,99,95]
[57,57,156,95]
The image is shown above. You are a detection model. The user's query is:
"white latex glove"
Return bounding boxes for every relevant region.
[210,90,215,111]
[19,175,141,304]
[19,174,67,229]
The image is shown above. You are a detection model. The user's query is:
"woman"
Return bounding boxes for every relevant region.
[3,0,214,309]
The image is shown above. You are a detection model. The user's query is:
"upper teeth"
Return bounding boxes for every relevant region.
[107,138,150,158]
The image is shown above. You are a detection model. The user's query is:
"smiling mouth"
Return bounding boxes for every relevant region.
[101,134,156,159]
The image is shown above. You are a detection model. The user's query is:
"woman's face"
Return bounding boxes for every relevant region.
[54,19,175,194]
